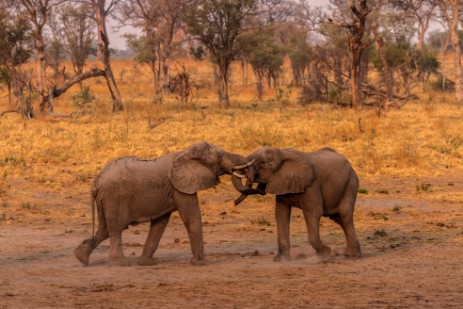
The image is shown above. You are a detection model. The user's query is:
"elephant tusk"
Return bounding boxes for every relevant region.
[232,158,255,170]
[232,171,247,179]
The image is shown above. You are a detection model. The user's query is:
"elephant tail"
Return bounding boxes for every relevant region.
[91,190,97,240]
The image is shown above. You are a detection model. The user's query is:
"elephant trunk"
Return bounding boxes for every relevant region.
[231,172,250,192]
[223,152,254,192]
[222,152,248,173]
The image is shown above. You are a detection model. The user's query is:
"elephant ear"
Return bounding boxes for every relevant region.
[266,153,315,195]
[169,143,220,194]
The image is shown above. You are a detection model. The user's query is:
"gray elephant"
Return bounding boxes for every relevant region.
[231,147,362,261]
[74,142,252,266]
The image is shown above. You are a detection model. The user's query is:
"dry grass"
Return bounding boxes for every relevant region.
[0,59,462,197]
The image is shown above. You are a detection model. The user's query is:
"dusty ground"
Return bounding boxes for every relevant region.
[1,175,462,309]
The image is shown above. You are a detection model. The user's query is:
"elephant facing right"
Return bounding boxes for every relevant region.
[232,147,362,261]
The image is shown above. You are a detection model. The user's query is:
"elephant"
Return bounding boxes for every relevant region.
[231,147,362,261]
[74,142,252,267]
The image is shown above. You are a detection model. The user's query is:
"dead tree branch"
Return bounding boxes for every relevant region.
[40,68,106,113]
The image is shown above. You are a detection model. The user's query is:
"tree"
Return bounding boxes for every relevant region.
[44,39,66,80]
[278,22,312,87]
[437,0,463,103]
[329,0,371,107]
[369,0,394,101]
[124,33,158,90]
[241,26,284,100]
[390,0,438,49]
[13,0,67,111]
[118,0,191,95]
[0,6,34,117]
[185,0,258,108]
[79,0,123,111]
[50,3,95,78]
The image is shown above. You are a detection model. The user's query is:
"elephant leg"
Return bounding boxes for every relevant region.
[301,190,330,258]
[74,211,109,266]
[303,212,330,258]
[331,192,362,259]
[274,198,292,262]
[108,229,130,267]
[105,202,131,267]
[138,213,172,266]
[173,191,207,265]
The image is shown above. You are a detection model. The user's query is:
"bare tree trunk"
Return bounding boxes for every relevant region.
[36,34,45,100]
[346,0,370,108]
[443,0,463,102]
[215,65,230,108]
[255,71,264,101]
[94,1,123,112]
[372,24,393,100]
[221,72,230,108]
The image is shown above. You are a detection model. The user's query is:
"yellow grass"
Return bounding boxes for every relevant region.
[0,59,462,198]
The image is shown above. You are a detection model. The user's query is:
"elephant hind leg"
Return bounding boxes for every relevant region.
[332,196,362,258]
[74,216,110,266]
[301,189,330,258]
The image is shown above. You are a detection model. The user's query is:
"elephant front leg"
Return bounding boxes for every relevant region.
[302,210,331,259]
[138,213,171,266]
[174,192,208,265]
[274,199,292,262]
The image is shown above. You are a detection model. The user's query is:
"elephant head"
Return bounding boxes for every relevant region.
[232,147,316,203]
[169,142,252,194]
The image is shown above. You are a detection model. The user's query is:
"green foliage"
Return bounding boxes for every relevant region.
[72,86,95,113]
[241,27,285,81]
[185,0,258,64]
[125,33,157,69]
[45,39,66,76]
[370,37,410,70]
[415,48,439,75]
[49,3,95,75]
[0,10,33,86]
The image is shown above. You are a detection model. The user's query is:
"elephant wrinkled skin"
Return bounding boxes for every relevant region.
[74,142,247,266]
[232,147,362,261]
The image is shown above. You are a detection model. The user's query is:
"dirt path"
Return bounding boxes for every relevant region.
[1,176,462,308]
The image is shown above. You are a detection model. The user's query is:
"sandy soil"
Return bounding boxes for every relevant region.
[1,175,462,308]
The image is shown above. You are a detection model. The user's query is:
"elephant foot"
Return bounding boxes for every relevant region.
[74,239,94,266]
[137,256,157,266]
[273,253,291,262]
[109,257,131,267]
[345,244,362,259]
[315,245,331,259]
[190,257,209,266]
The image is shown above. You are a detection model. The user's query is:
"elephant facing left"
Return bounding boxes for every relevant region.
[74,142,251,267]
